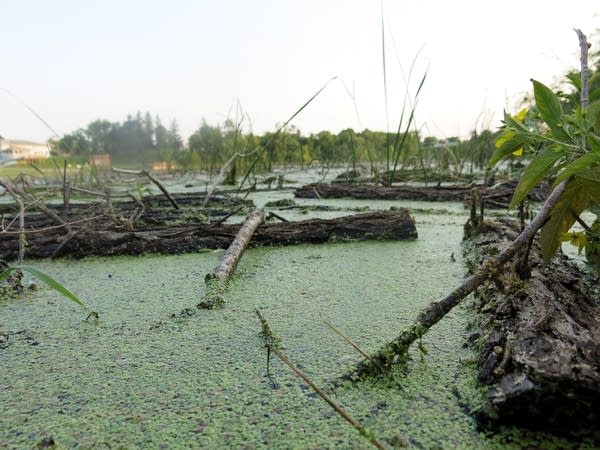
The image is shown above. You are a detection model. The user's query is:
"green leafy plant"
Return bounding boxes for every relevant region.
[0,264,86,308]
[489,78,600,265]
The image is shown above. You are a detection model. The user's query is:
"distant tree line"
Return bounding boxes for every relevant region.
[50,112,499,179]
[50,112,183,165]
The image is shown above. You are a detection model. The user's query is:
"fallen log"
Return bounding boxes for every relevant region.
[0,210,418,260]
[295,180,548,208]
[199,209,265,309]
[464,218,600,437]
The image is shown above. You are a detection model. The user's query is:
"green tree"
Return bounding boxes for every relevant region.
[84,120,112,154]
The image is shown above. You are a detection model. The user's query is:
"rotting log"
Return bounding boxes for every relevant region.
[0,210,418,261]
[295,180,548,208]
[198,209,266,309]
[464,218,600,437]
[346,181,566,379]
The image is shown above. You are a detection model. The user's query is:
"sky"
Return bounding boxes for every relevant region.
[1,0,599,144]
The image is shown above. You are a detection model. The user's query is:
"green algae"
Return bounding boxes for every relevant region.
[0,210,594,448]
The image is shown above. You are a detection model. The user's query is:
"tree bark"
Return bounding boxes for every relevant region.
[465,218,600,436]
[198,209,265,309]
[295,181,548,207]
[0,210,418,260]
[348,181,567,379]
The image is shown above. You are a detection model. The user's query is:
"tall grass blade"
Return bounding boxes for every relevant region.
[381,7,391,173]
[238,76,338,191]
[17,265,86,308]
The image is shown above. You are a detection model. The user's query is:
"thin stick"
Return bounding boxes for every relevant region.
[112,167,180,209]
[2,184,26,264]
[210,205,246,227]
[0,214,106,235]
[256,310,389,450]
[0,180,67,229]
[266,211,289,223]
[324,320,384,374]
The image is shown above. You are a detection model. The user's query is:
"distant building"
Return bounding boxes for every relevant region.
[90,153,111,168]
[0,137,51,162]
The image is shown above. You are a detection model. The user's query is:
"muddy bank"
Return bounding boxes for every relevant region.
[0,210,417,260]
[295,180,549,208]
[463,218,600,437]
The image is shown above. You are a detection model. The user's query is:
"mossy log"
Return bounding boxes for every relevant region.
[464,219,600,437]
[199,209,266,309]
[295,180,548,208]
[0,210,418,260]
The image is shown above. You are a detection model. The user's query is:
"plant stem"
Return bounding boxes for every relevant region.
[575,29,590,108]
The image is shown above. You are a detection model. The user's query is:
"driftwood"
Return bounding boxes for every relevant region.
[199,209,266,309]
[295,180,548,209]
[464,219,600,437]
[0,210,418,261]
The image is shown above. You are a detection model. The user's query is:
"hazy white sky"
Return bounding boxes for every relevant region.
[1,1,598,143]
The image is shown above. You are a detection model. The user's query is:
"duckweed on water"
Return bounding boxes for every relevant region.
[0,214,593,448]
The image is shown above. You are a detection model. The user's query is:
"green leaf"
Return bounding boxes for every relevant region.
[590,86,600,103]
[509,147,564,209]
[589,134,600,153]
[586,100,600,123]
[17,265,86,308]
[541,168,600,263]
[0,267,17,282]
[555,152,600,185]
[532,79,569,140]
[565,72,581,91]
[532,79,562,125]
[488,134,530,168]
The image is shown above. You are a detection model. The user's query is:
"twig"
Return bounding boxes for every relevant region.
[266,211,289,223]
[324,320,384,374]
[0,214,106,235]
[0,180,68,229]
[112,167,180,209]
[51,228,84,259]
[2,183,26,264]
[202,148,263,208]
[255,310,389,450]
[210,205,246,227]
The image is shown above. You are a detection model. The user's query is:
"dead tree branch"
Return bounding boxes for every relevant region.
[112,167,180,209]
[348,181,567,379]
[198,208,265,309]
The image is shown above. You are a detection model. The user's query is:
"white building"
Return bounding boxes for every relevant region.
[0,137,51,162]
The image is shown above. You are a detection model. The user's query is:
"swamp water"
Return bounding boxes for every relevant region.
[0,198,592,449]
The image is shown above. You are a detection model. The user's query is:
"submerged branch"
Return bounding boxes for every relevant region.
[256,310,389,450]
[348,180,568,379]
